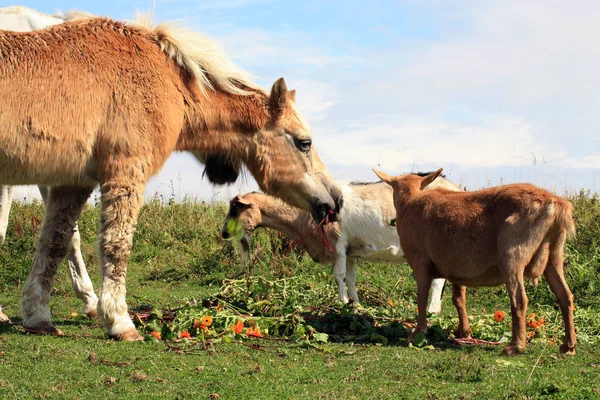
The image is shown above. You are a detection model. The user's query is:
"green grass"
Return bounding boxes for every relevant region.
[0,194,599,399]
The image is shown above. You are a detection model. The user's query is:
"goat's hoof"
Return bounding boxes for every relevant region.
[453,327,472,339]
[559,344,576,356]
[501,345,524,357]
[108,328,144,341]
[85,309,98,320]
[24,322,65,336]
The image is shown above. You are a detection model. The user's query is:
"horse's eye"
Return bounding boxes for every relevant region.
[294,138,312,153]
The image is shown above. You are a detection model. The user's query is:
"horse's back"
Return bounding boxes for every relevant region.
[0,19,186,185]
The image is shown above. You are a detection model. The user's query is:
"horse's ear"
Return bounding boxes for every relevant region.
[288,89,296,103]
[270,77,288,117]
[420,168,443,190]
[373,169,393,185]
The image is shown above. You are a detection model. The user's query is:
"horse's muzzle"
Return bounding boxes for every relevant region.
[311,195,342,223]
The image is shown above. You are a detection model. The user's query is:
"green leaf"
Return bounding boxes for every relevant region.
[225,218,245,243]
[413,332,428,348]
[313,333,329,343]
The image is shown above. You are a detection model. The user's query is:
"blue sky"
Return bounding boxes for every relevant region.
[10,0,600,201]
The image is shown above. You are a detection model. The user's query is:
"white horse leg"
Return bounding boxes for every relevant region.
[346,258,359,303]
[20,186,94,334]
[97,181,144,340]
[39,186,98,318]
[0,185,15,246]
[427,278,446,314]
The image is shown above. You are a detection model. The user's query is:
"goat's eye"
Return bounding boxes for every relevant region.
[294,138,312,153]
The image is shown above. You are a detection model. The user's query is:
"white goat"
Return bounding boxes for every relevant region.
[222,174,462,313]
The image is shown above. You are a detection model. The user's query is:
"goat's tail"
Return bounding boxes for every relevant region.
[554,197,576,240]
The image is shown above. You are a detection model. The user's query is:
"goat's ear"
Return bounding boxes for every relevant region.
[234,198,251,210]
[269,77,288,117]
[420,168,444,190]
[373,169,393,185]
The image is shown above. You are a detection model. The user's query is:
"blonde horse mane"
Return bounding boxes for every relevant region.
[133,11,258,95]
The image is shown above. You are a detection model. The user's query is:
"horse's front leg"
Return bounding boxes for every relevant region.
[97,180,145,341]
[20,186,94,335]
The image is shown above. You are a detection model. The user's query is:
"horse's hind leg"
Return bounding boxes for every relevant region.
[20,186,94,335]
[0,185,16,246]
[39,186,98,318]
[544,232,576,355]
[97,181,145,341]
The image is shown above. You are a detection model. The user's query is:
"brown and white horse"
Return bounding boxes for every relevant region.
[0,14,342,340]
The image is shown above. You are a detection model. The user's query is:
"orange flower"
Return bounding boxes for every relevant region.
[537,318,545,326]
[494,311,505,322]
[232,320,244,335]
[527,320,539,328]
[387,299,394,307]
[151,331,161,340]
[527,331,535,339]
[180,331,191,339]
[527,313,536,320]
[201,315,213,327]
[246,327,263,338]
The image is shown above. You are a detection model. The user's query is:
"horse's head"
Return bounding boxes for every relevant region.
[249,78,343,222]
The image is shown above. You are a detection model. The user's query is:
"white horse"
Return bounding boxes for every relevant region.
[0,6,98,322]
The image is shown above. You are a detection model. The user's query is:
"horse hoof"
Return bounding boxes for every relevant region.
[109,329,144,341]
[501,345,524,357]
[560,344,576,356]
[24,322,65,336]
[85,309,98,320]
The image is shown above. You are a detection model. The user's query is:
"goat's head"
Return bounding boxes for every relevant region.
[222,194,264,260]
[373,168,444,209]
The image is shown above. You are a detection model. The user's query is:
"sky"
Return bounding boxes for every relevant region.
[9,0,600,202]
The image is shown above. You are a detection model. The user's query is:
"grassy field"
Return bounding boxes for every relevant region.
[0,192,599,399]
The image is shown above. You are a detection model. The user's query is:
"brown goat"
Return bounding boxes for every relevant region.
[373,168,576,356]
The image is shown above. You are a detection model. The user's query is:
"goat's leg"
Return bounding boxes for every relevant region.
[332,250,349,303]
[346,259,359,303]
[544,235,576,355]
[452,283,471,338]
[408,261,432,343]
[20,186,94,335]
[0,185,15,246]
[427,278,445,314]
[39,186,98,318]
[97,181,144,340]
[502,270,528,356]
